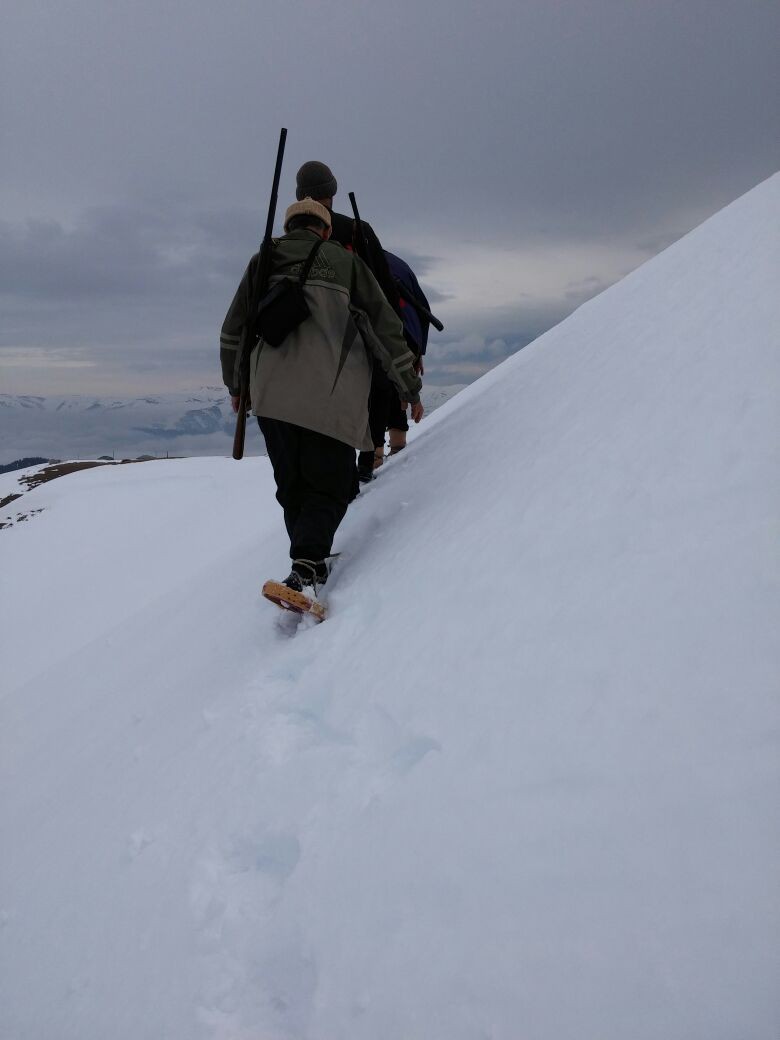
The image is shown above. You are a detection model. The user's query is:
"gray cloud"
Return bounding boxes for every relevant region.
[0,204,254,299]
[427,335,509,364]
[1,0,778,395]
[564,275,609,303]
[0,203,261,392]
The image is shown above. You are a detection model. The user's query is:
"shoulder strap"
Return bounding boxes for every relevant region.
[298,238,324,285]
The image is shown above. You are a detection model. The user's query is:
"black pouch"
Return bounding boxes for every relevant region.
[256,238,323,348]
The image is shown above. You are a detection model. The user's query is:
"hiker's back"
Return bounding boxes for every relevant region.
[251,229,376,451]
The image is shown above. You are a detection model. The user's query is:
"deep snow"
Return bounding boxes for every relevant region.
[1,175,778,1039]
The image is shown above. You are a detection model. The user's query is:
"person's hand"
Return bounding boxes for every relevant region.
[231,395,241,414]
[409,401,424,424]
[414,356,425,376]
[400,400,424,423]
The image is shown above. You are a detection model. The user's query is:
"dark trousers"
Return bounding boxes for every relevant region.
[357,366,395,469]
[386,383,409,432]
[259,417,357,562]
[358,349,419,469]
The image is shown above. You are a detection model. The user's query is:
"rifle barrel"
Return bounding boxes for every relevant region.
[348,192,371,267]
[232,127,287,461]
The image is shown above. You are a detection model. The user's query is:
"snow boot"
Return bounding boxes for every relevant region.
[284,558,329,592]
[357,448,378,483]
[388,430,406,456]
[264,558,330,622]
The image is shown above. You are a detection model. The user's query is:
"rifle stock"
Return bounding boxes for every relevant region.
[395,279,444,332]
[232,127,287,460]
[231,388,249,459]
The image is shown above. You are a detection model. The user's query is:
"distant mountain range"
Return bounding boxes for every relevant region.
[0,385,466,466]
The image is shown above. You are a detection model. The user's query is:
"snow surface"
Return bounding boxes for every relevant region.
[1,175,779,1038]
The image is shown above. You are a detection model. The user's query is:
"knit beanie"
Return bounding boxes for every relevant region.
[283,197,332,232]
[295,161,337,201]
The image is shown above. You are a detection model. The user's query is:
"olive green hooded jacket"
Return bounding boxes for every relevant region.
[220,229,421,450]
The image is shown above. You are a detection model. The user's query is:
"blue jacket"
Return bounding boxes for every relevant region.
[385,251,431,356]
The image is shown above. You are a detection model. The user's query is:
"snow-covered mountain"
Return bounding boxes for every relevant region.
[0,388,237,465]
[0,384,467,466]
[1,175,778,1039]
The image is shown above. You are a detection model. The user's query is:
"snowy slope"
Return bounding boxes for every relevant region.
[1,175,778,1039]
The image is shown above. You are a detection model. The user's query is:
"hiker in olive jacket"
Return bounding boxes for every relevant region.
[219,197,423,592]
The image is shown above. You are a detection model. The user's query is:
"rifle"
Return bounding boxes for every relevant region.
[232,127,287,461]
[349,191,443,332]
[347,191,372,267]
[394,279,444,332]
[348,191,405,326]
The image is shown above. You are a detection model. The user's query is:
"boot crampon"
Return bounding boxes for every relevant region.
[262,557,335,622]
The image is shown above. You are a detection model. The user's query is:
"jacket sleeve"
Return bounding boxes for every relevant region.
[219,254,258,394]
[349,256,422,405]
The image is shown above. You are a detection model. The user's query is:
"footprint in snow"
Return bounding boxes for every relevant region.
[227,827,301,881]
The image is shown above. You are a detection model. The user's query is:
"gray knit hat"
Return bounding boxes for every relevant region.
[295,161,337,201]
[283,197,332,232]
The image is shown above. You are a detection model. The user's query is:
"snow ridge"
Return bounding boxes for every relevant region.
[1,175,778,1039]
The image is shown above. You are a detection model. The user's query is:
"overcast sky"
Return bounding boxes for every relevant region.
[1,0,778,395]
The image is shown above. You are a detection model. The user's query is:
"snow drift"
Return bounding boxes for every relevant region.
[1,175,778,1039]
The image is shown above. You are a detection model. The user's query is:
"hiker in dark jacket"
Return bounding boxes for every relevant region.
[220,197,423,592]
[384,250,432,456]
[294,161,407,482]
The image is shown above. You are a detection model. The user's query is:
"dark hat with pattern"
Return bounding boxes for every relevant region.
[295,161,338,201]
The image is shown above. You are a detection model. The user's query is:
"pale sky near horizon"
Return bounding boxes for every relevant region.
[1,0,778,395]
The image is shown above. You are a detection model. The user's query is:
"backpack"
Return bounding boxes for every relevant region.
[255,238,323,348]
[384,251,434,355]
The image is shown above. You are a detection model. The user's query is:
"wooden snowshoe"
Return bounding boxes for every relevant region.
[261,580,327,622]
